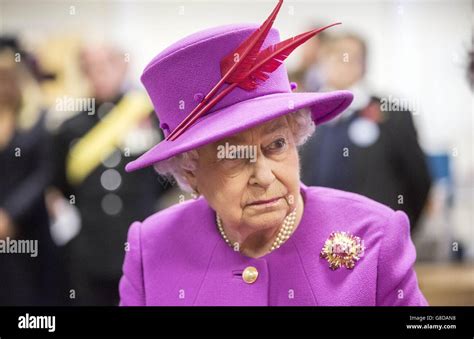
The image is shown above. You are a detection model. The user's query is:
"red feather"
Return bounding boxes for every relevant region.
[168,22,340,141]
[220,0,283,83]
[167,23,340,141]
[238,22,341,90]
[167,4,341,141]
[167,0,283,141]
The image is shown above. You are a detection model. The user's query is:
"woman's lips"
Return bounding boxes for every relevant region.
[248,197,282,206]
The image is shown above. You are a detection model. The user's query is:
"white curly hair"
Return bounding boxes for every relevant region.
[154,109,316,192]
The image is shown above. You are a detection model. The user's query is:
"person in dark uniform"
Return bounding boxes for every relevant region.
[300,33,431,229]
[51,44,169,305]
[0,40,63,305]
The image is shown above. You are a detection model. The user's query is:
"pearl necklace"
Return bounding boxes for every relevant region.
[216,209,297,253]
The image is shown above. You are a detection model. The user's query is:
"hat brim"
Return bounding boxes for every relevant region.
[125,90,353,172]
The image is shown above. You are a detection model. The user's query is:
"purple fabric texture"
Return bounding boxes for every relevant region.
[125,25,353,172]
[119,184,429,306]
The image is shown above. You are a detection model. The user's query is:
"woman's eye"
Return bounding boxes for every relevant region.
[266,137,287,152]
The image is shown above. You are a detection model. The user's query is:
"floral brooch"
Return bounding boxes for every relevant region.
[320,231,365,270]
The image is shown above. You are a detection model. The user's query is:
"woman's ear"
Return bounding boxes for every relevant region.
[183,169,198,192]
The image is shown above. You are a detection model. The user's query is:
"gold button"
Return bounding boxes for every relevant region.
[242,266,258,284]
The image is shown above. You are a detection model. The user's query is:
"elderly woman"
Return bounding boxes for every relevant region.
[119,1,428,306]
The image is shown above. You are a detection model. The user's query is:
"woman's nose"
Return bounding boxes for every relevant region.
[249,156,275,188]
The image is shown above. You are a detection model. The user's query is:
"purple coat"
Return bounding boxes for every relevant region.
[119,184,428,306]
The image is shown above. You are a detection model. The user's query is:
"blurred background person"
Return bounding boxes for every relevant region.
[0,37,64,305]
[299,33,432,230]
[50,44,168,306]
[289,23,329,92]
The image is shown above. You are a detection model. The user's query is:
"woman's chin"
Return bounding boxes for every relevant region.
[244,207,288,230]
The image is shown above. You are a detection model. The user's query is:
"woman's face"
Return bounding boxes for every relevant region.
[322,37,365,90]
[187,116,301,233]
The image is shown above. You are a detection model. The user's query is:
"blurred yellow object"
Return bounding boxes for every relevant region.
[66,91,152,185]
[415,263,474,306]
[36,35,88,107]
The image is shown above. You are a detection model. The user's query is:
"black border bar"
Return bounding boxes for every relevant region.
[0,306,472,338]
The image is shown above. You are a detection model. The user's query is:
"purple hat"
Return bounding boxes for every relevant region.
[125,1,353,172]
